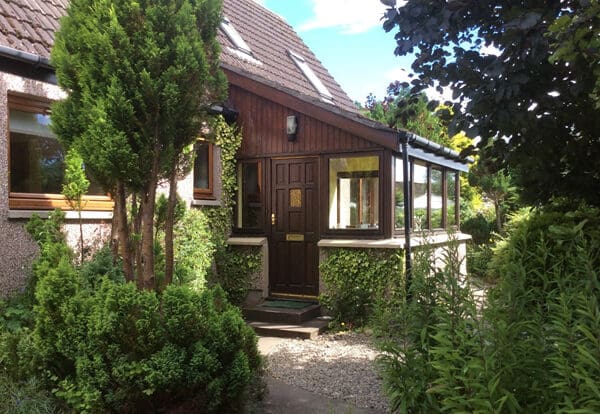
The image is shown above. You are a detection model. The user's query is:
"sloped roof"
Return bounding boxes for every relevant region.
[0,0,65,57]
[0,0,471,169]
[0,0,359,113]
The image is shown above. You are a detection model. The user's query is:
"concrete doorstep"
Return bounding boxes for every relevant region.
[248,319,329,340]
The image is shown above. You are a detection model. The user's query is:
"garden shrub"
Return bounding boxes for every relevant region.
[173,208,215,291]
[484,202,600,412]
[201,206,262,306]
[0,210,263,413]
[46,283,261,413]
[319,248,403,326]
[376,240,510,413]
[377,202,600,413]
[461,213,494,244]
[78,245,125,290]
[466,242,494,280]
[462,212,496,280]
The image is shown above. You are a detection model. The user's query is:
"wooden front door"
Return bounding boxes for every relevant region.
[270,157,319,297]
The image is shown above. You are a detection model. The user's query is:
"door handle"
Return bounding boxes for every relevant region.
[271,213,276,225]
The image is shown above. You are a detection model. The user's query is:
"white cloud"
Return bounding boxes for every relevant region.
[298,0,388,34]
[252,0,265,4]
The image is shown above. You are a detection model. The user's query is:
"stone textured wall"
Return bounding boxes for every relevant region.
[0,73,64,296]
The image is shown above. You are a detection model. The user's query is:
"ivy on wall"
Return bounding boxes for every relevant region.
[319,248,404,327]
[201,116,262,305]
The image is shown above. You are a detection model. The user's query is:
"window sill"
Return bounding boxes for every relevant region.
[318,232,472,249]
[227,236,267,247]
[191,199,221,207]
[9,193,113,211]
[8,210,113,220]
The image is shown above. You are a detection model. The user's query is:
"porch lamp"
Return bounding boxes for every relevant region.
[287,115,298,141]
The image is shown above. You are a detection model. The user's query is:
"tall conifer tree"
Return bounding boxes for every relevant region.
[51,0,226,288]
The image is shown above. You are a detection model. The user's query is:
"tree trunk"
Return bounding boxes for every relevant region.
[111,197,119,264]
[78,212,84,265]
[140,145,160,290]
[116,181,134,281]
[164,165,177,287]
[132,194,144,289]
[494,198,502,233]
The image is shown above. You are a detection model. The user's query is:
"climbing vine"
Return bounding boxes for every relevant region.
[319,248,404,327]
[201,116,262,304]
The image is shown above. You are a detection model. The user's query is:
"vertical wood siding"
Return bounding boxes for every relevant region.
[229,85,378,158]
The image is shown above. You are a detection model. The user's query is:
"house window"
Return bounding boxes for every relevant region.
[221,17,252,55]
[236,160,262,230]
[288,50,334,103]
[10,108,63,194]
[431,167,443,228]
[193,141,214,199]
[8,95,109,210]
[329,156,379,230]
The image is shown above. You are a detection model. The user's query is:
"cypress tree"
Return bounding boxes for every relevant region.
[51,0,226,288]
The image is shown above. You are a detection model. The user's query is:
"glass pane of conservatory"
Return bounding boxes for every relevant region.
[394,157,405,229]
[447,171,457,226]
[413,163,428,230]
[329,156,379,230]
[431,168,443,228]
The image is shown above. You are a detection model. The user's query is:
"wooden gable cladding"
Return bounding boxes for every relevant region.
[229,85,379,158]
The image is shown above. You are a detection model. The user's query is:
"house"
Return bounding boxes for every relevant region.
[0,0,470,299]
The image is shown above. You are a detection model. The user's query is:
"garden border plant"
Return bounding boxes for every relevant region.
[0,208,263,413]
[375,202,600,413]
[0,117,265,412]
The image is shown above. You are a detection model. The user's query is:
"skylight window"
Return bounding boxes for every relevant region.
[221,17,252,55]
[288,50,334,103]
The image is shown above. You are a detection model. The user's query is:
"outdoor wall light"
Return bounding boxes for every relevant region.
[287,115,298,141]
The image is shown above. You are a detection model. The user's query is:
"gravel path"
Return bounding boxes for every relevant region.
[263,332,389,412]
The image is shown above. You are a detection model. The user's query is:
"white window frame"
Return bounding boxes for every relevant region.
[221,17,252,55]
[288,50,334,102]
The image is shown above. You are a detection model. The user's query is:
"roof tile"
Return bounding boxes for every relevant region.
[0,0,358,113]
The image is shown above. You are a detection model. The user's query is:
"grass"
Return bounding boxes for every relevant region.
[0,374,62,414]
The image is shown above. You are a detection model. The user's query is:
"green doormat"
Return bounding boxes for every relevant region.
[261,300,314,309]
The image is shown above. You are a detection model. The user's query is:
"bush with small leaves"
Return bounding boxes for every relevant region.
[1,210,263,413]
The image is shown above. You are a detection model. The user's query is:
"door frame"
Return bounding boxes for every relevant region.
[267,155,320,298]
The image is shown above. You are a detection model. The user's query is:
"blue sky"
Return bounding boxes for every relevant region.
[254,0,416,106]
